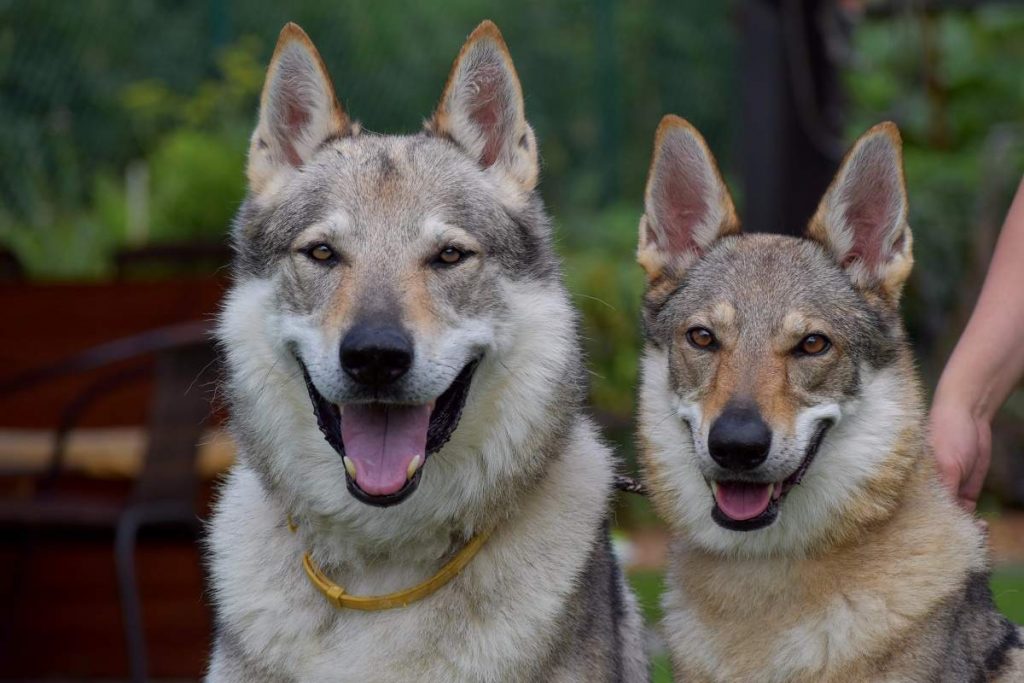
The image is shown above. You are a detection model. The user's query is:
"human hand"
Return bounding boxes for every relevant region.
[928,398,992,512]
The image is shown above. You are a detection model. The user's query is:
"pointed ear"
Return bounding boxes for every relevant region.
[247,23,351,194]
[637,115,739,282]
[808,122,912,301]
[427,21,538,194]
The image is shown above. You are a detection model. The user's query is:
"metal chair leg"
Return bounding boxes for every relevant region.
[115,507,147,683]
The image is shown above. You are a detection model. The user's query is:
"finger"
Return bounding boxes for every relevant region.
[961,478,986,510]
[960,455,988,512]
[938,466,960,494]
[934,455,963,496]
[958,463,980,511]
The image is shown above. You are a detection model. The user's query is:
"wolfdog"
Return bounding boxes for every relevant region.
[634,115,1024,682]
[206,20,647,682]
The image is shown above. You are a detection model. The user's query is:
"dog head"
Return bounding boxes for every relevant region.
[220,22,577,515]
[637,116,921,556]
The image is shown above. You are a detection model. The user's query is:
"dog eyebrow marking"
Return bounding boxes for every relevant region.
[310,209,352,238]
[710,301,735,327]
[780,310,829,346]
[423,216,468,244]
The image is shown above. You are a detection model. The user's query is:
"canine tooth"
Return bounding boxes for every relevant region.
[710,481,720,497]
[772,482,782,500]
[343,456,357,478]
[407,455,422,480]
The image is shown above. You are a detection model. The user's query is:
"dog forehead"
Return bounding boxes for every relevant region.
[320,135,502,234]
[264,134,505,245]
[674,235,858,329]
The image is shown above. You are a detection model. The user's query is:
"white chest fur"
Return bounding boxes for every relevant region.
[208,421,612,682]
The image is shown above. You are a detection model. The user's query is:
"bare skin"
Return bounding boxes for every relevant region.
[930,178,1024,510]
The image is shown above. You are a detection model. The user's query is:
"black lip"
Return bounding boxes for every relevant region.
[298,358,480,508]
[780,419,832,494]
[346,467,424,508]
[710,419,834,532]
[712,498,780,531]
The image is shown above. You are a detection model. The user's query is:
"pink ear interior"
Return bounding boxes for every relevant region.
[278,99,309,166]
[462,50,514,168]
[649,134,712,256]
[838,138,904,269]
[268,48,324,167]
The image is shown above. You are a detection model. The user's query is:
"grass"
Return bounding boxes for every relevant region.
[628,564,1024,682]
[992,566,1024,624]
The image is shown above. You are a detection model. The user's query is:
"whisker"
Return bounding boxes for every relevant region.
[574,293,617,311]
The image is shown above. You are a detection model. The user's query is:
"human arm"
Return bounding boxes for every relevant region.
[930,177,1024,511]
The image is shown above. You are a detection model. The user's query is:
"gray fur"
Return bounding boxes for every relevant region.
[231,135,559,284]
[645,232,1024,681]
[207,21,647,683]
[539,523,649,681]
[904,571,1024,682]
[644,233,903,379]
[636,118,1023,682]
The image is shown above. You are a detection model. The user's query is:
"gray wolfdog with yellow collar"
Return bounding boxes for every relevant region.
[206,20,648,682]
[635,115,1024,682]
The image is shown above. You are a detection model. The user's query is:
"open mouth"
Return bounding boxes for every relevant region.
[299,358,480,507]
[709,420,833,532]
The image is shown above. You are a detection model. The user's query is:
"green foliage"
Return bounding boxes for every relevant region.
[0,1,211,220]
[121,39,260,243]
[846,7,1024,356]
[562,204,645,418]
[3,1,1024,418]
[0,1,737,279]
[0,190,120,280]
[0,37,261,277]
[146,130,247,242]
[992,566,1024,625]
[627,569,665,625]
[626,569,673,682]
[120,36,264,146]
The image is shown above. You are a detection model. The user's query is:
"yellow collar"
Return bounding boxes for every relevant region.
[288,516,491,611]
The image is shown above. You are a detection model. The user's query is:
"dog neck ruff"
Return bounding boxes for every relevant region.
[288,515,491,611]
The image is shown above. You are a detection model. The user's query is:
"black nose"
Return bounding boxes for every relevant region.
[340,323,413,387]
[708,403,772,471]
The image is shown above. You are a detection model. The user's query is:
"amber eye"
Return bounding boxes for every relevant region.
[686,327,717,350]
[798,334,831,356]
[435,246,470,266]
[308,244,335,262]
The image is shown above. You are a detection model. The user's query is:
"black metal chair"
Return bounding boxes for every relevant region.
[0,320,218,682]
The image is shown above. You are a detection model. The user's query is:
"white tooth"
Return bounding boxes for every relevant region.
[343,456,357,478]
[407,455,422,480]
[710,481,720,497]
[772,482,782,500]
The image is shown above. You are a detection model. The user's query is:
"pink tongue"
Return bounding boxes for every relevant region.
[714,482,773,521]
[340,404,431,496]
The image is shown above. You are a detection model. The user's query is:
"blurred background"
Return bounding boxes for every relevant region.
[1,1,1022,681]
